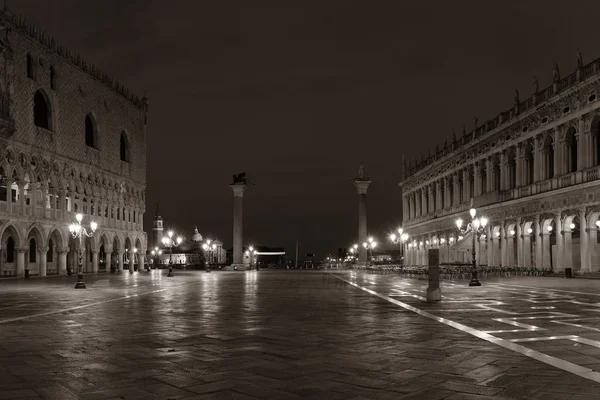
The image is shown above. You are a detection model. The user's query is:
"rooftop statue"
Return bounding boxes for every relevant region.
[553,63,561,83]
[533,76,539,93]
[355,163,370,181]
[577,48,583,69]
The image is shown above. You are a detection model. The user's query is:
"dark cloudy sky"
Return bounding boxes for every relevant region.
[17,1,600,258]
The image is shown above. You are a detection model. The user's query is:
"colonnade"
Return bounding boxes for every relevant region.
[404,211,600,273]
[402,116,600,222]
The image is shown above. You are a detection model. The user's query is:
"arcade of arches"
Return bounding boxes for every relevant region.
[0,223,146,277]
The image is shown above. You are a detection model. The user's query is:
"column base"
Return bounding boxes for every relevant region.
[223,264,249,271]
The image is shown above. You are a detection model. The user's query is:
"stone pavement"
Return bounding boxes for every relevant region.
[0,270,598,399]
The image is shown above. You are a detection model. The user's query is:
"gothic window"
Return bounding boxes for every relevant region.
[440,181,445,209]
[458,174,464,203]
[566,128,578,173]
[0,166,6,202]
[431,186,436,211]
[48,239,54,263]
[50,66,58,90]
[33,90,52,130]
[6,237,14,263]
[29,238,36,263]
[85,114,98,148]
[120,132,130,163]
[26,53,35,79]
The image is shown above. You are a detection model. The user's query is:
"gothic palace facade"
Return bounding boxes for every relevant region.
[400,56,600,274]
[0,8,148,277]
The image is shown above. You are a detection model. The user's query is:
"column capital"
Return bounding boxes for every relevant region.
[37,247,49,253]
[15,246,27,253]
[354,180,371,195]
[57,247,69,254]
[230,184,247,198]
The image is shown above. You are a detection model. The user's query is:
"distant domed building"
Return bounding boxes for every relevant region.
[152,225,226,268]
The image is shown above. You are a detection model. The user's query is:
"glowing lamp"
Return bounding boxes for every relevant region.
[456,218,463,229]
[470,208,476,218]
[76,213,83,223]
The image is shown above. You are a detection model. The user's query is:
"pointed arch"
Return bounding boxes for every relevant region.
[85,113,98,149]
[26,53,35,79]
[120,131,130,163]
[33,89,53,131]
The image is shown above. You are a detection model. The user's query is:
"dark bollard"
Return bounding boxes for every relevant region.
[565,268,573,279]
[24,269,30,279]
[426,249,441,302]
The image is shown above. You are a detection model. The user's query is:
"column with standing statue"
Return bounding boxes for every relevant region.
[354,164,371,266]
[226,172,248,271]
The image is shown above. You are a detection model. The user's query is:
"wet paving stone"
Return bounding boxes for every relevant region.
[0,270,598,398]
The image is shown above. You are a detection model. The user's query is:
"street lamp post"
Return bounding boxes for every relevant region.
[68,213,97,289]
[203,239,218,272]
[455,207,487,287]
[389,228,410,265]
[162,230,182,277]
[362,237,377,265]
[245,246,258,270]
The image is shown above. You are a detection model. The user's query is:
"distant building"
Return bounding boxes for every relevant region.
[153,226,226,267]
[0,7,148,277]
[371,253,392,263]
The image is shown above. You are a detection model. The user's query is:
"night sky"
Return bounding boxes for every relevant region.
[17,1,600,258]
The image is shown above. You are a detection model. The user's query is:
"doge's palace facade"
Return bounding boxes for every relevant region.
[400,54,600,274]
[0,7,148,277]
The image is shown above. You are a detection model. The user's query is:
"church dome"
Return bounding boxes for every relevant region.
[191,227,203,243]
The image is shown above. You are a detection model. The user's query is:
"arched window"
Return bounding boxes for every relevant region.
[480,163,487,194]
[448,179,454,207]
[493,159,501,190]
[566,128,577,173]
[29,238,36,263]
[525,145,534,185]
[6,237,14,263]
[85,114,97,148]
[120,132,130,163]
[48,239,54,263]
[33,90,51,130]
[0,166,6,202]
[26,53,35,79]
[50,67,58,90]
[469,168,475,199]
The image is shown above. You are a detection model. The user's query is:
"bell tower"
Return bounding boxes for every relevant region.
[152,203,163,250]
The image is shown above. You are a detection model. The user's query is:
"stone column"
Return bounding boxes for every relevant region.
[118,251,124,272]
[486,159,493,191]
[443,177,451,209]
[578,117,587,171]
[516,219,523,267]
[228,184,247,269]
[589,224,598,272]
[486,225,493,265]
[139,254,145,272]
[16,247,25,277]
[555,213,564,272]
[563,226,573,271]
[534,216,542,269]
[39,247,48,277]
[427,185,433,214]
[17,182,26,215]
[553,129,561,177]
[435,180,442,211]
[473,163,480,196]
[58,248,68,275]
[92,251,99,273]
[533,136,541,182]
[453,173,460,205]
[105,247,113,273]
[523,229,531,268]
[354,180,371,265]
[492,233,500,266]
[462,169,469,202]
[500,152,507,190]
[421,187,427,214]
[579,209,589,272]
[500,223,507,267]
[128,251,135,273]
[542,232,551,270]
[515,144,522,188]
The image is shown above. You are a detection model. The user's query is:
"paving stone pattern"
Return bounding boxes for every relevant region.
[0,271,597,399]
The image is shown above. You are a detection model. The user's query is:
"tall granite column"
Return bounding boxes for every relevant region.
[354,179,372,266]
[229,184,247,270]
